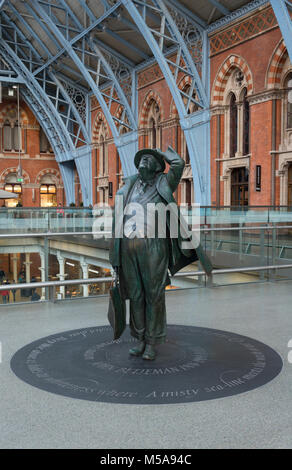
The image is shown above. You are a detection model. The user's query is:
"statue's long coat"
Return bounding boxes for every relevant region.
[109,149,212,297]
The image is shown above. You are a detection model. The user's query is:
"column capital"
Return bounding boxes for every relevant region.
[56,273,68,280]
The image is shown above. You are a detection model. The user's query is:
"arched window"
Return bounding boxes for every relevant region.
[3,119,22,152]
[183,85,198,165]
[242,88,250,155]
[150,118,157,148]
[230,93,238,158]
[147,100,161,149]
[13,120,21,151]
[185,180,192,207]
[288,164,292,206]
[287,72,292,130]
[4,173,22,207]
[40,127,53,153]
[97,124,108,204]
[39,175,57,207]
[100,134,106,176]
[40,184,57,207]
[3,120,12,151]
[185,145,190,165]
[116,128,125,190]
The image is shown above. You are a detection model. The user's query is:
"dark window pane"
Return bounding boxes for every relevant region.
[185,143,190,164]
[231,167,249,206]
[40,127,51,153]
[230,93,237,157]
[287,73,292,129]
[243,89,250,155]
[3,120,12,151]
[151,118,156,148]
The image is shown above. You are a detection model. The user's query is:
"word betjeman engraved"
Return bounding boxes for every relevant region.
[10,326,283,405]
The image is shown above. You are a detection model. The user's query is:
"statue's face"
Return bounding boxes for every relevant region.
[138,154,160,181]
[139,154,158,172]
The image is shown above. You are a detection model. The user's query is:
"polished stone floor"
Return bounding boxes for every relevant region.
[0,281,292,449]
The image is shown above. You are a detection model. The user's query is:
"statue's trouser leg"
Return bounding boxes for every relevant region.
[121,238,146,342]
[121,238,169,345]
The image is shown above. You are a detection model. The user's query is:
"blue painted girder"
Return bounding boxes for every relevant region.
[122,0,211,204]
[270,0,292,62]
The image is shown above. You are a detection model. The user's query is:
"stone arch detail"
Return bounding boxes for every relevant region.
[0,167,30,184]
[170,76,192,118]
[115,105,129,134]
[139,90,164,127]
[212,55,253,105]
[92,111,110,143]
[0,103,29,126]
[266,40,289,89]
[35,168,61,185]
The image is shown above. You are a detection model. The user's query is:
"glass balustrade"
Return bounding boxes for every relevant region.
[0,206,291,304]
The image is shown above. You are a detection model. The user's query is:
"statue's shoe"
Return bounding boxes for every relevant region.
[142,345,156,361]
[129,342,145,356]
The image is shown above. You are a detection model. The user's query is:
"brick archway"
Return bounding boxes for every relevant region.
[115,105,129,134]
[266,40,289,89]
[139,90,164,127]
[92,112,110,143]
[0,167,30,184]
[212,55,253,105]
[35,168,61,185]
[169,76,193,118]
[0,103,29,126]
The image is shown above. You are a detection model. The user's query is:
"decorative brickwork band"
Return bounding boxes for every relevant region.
[210,6,277,56]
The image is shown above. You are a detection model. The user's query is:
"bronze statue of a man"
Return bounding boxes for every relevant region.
[109,146,211,360]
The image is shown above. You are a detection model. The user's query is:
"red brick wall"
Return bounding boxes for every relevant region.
[89,7,289,208]
[209,7,287,206]
[0,99,64,207]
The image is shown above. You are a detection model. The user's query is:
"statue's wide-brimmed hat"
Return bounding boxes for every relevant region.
[134,148,165,172]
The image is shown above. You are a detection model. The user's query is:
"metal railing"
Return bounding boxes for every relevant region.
[1,205,292,234]
[0,221,292,304]
[1,262,292,303]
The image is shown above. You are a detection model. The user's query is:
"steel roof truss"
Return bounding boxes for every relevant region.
[29,0,137,136]
[0,10,90,147]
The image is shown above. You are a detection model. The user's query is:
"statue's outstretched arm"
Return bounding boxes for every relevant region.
[156,146,185,193]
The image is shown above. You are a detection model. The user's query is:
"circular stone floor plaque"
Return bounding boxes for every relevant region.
[10,325,283,404]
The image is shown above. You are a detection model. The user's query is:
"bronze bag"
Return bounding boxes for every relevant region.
[107,278,126,340]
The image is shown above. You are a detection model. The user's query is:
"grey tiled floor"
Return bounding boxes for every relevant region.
[0,281,292,449]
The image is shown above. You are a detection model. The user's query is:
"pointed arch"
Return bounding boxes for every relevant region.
[170,76,198,118]
[92,112,110,143]
[115,105,129,134]
[0,103,29,126]
[139,90,164,128]
[0,167,30,184]
[212,55,253,105]
[266,39,289,89]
